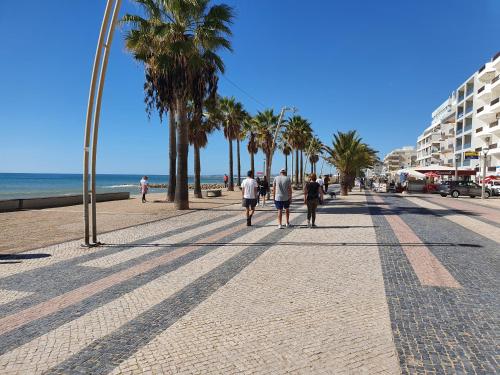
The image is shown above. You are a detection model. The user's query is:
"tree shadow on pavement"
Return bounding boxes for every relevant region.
[0,253,51,261]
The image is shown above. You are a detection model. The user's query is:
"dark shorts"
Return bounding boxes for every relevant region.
[274,200,290,210]
[242,198,257,208]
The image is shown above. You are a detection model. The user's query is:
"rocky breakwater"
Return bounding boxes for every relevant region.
[149,183,226,190]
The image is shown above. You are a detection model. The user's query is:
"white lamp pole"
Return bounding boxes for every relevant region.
[481,147,489,199]
[267,106,296,180]
[82,0,122,246]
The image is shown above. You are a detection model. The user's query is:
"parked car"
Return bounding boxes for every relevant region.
[438,181,491,198]
[486,180,500,196]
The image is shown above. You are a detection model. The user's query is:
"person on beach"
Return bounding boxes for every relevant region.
[259,175,269,206]
[273,168,292,229]
[223,174,228,188]
[241,170,258,226]
[304,173,323,228]
[140,176,149,203]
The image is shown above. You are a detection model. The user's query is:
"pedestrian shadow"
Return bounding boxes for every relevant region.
[105,241,482,248]
[0,253,51,261]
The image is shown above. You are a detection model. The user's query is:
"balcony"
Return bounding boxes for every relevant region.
[463,143,472,150]
[464,122,473,133]
[477,84,492,102]
[465,105,473,114]
[492,51,500,71]
[457,111,464,119]
[477,62,496,82]
[491,96,500,112]
[456,127,463,135]
[463,159,471,167]
[488,143,500,155]
[456,144,463,151]
[489,121,500,136]
[466,86,474,97]
[476,105,497,123]
[492,75,500,95]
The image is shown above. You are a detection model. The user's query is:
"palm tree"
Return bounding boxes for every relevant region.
[219,97,245,191]
[285,116,312,185]
[123,0,234,209]
[254,109,279,180]
[122,0,178,201]
[188,101,219,198]
[323,130,377,196]
[243,114,259,176]
[306,137,323,174]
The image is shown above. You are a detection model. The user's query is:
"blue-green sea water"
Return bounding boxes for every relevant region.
[0,173,226,200]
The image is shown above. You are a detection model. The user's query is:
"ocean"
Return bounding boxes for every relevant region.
[0,173,226,200]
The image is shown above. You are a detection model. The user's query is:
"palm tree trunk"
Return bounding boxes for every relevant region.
[250,152,255,177]
[193,144,202,199]
[228,140,234,191]
[310,160,313,174]
[168,109,176,202]
[265,152,271,182]
[295,149,299,186]
[300,150,303,185]
[237,138,241,187]
[285,154,288,175]
[174,99,189,209]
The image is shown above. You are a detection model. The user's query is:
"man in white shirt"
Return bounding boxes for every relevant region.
[316,175,324,204]
[241,170,258,226]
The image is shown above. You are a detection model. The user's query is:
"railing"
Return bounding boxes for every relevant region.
[456,144,462,151]
[491,97,499,106]
[457,112,464,119]
[463,143,471,149]
[490,121,499,128]
[476,127,483,133]
[478,86,485,94]
[466,87,474,96]
[464,123,472,132]
[477,106,484,114]
[458,94,465,102]
[456,128,463,135]
[465,106,473,114]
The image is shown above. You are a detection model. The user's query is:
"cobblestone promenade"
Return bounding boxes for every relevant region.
[0,192,498,374]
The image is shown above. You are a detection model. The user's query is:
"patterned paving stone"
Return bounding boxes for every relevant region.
[367,193,499,375]
[107,194,399,375]
[0,290,33,307]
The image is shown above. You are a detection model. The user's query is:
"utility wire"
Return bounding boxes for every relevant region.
[221,74,268,109]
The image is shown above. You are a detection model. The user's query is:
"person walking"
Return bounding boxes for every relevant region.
[140,176,149,203]
[255,177,261,205]
[259,175,269,206]
[304,173,323,228]
[241,170,258,226]
[273,168,292,229]
[223,174,228,188]
[316,175,325,204]
[323,174,330,194]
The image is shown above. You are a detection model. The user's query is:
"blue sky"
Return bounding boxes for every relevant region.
[1,0,499,175]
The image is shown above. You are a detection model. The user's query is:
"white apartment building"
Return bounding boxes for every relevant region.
[416,95,456,167]
[383,146,417,175]
[473,52,500,175]
[416,51,500,176]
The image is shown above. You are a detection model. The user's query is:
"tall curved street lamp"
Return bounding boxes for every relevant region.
[82,0,122,246]
[266,106,296,180]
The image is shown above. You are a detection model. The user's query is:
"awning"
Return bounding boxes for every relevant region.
[414,165,476,176]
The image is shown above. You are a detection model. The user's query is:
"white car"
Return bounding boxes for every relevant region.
[486,181,500,196]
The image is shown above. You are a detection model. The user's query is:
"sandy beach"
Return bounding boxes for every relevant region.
[0,190,243,254]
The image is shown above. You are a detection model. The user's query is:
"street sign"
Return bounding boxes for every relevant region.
[464,151,479,160]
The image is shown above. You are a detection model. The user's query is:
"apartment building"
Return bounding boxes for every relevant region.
[416,51,500,176]
[383,146,417,174]
[416,95,456,167]
[474,52,500,175]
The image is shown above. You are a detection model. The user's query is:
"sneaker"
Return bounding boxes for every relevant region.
[311,223,317,228]
[307,220,311,228]
[277,224,283,229]
[285,223,291,228]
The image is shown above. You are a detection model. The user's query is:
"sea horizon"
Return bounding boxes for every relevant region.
[0,172,229,200]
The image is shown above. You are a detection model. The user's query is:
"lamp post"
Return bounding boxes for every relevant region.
[481,147,489,199]
[82,0,122,246]
[266,106,296,181]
